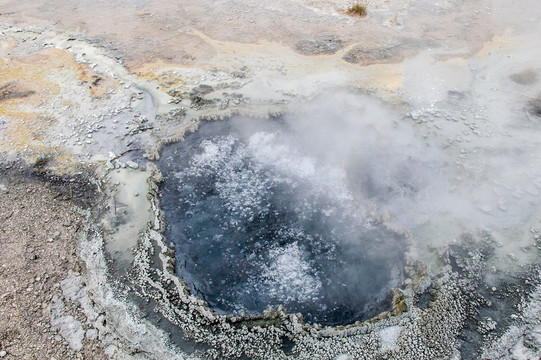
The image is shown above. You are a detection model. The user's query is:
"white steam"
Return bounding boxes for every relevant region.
[228,86,541,269]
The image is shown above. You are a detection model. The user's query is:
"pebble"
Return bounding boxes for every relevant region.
[86,329,98,341]
[0,350,6,357]
[126,161,139,169]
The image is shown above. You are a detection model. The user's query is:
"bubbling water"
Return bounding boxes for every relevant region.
[159,118,410,325]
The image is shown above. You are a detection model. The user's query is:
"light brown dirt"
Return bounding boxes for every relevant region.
[0,0,502,69]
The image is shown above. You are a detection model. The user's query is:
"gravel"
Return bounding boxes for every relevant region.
[0,177,106,359]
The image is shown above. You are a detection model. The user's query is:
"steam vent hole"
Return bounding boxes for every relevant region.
[159,115,408,326]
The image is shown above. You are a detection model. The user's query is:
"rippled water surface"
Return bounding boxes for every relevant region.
[159,118,409,325]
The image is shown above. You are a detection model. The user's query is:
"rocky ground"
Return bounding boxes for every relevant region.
[0,172,105,359]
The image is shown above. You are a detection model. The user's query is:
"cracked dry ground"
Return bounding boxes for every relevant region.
[0,176,105,359]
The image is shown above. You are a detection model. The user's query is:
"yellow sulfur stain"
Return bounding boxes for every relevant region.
[0,47,116,168]
[475,27,514,58]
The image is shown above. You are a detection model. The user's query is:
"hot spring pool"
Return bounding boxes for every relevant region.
[158,117,409,325]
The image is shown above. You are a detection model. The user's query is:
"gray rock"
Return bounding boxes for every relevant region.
[52,314,85,351]
[166,89,182,97]
[104,345,117,357]
[50,294,85,351]
[294,34,344,55]
[190,84,214,96]
[60,273,83,301]
[343,45,396,64]
[86,329,98,341]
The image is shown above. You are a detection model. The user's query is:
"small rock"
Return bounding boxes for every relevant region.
[86,329,98,341]
[126,161,139,170]
[166,89,182,98]
[52,314,85,351]
[104,345,117,356]
[507,253,518,261]
[33,154,53,169]
[294,34,344,55]
[0,350,7,357]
